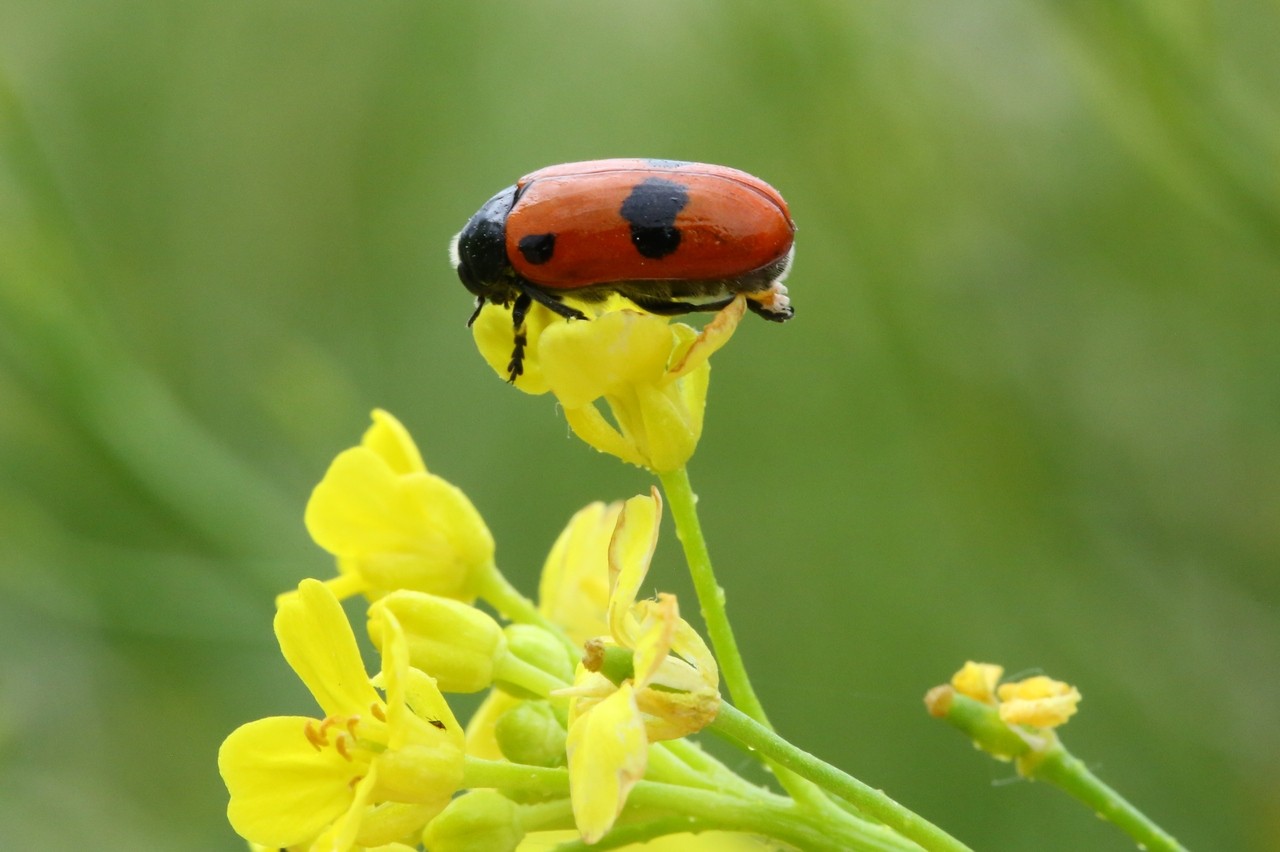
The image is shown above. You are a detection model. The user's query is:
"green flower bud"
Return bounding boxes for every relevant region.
[495,700,568,768]
[421,789,523,852]
[369,590,506,693]
[503,623,576,685]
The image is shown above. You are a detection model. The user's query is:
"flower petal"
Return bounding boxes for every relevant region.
[538,501,621,645]
[998,676,1081,729]
[305,445,491,601]
[219,716,359,849]
[310,767,378,852]
[951,662,1004,705]
[540,310,673,407]
[666,297,745,380]
[632,382,701,473]
[566,684,648,844]
[472,301,554,394]
[562,403,649,468]
[632,594,678,689]
[607,490,662,644]
[276,579,380,718]
[305,447,426,557]
[362,410,427,476]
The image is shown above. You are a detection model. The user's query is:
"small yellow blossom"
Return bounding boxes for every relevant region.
[303,409,494,603]
[556,489,721,842]
[219,579,464,850]
[997,675,1082,729]
[464,499,620,755]
[950,661,1004,705]
[472,298,746,472]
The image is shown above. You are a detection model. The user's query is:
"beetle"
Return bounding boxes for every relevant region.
[450,158,795,380]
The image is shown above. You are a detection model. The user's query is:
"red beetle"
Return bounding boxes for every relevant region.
[450,158,795,379]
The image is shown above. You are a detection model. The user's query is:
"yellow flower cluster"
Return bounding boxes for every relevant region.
[556,490,721,842]
[926,660,1083,778]
[219,411,728,851]
[471,296,746,472]
[950,661,1081,729]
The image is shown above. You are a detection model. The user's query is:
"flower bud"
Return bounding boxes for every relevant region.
[369,590,506,693]
[503,623,575,685]
[421,790,524,852]
[494,700,567,768]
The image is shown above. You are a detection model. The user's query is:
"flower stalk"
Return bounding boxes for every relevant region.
[927,687,1185,852]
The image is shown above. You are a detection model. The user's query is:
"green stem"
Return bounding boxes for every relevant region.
[462,758,917,852]
[658,737,763,799]
[494,653,571,698]
[657,466,839,812]
[712,703,972,852]
[475,560,579,657]
[657,467,769,724]
[1034,747,1185,852]
[930,690,1185,852]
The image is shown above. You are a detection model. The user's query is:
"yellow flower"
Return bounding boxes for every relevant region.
[997,675,1081,729]
[303,409,494,603]
[556,489,720,842]
[565,683,649,843]
[464,499,620,755]
[472,298,746,472]
[951,661,1004,705]
[219,579,464,851]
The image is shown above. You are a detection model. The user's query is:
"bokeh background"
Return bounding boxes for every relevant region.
[2,2,1277,849]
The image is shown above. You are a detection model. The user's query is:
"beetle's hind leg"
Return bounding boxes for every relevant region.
[744,282,793,322]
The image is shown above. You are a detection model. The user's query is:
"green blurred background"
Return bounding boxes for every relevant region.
[2,2,1277,849]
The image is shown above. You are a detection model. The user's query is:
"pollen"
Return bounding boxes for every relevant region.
[303,715,364,759]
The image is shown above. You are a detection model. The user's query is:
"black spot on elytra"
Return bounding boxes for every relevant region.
[619,177,689,259]
[517,232,556,265]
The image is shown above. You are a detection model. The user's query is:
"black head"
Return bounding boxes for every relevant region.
[451,185,518,304]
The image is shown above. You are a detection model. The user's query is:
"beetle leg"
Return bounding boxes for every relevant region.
[507,292,532,382]
[519,283,588,321]
[466,296,486,327]
[745,282,794,322]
